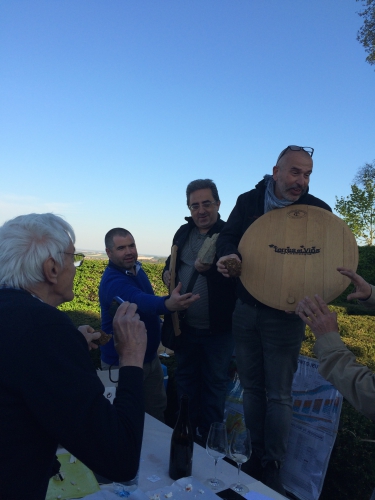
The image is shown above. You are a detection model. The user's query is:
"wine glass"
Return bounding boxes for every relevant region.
[229,427,252,493]
[205,422,228,490]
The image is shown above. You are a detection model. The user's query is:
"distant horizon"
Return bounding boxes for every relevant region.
[78,248,168,260]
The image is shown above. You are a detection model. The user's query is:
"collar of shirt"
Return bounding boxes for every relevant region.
[108,260,142,276]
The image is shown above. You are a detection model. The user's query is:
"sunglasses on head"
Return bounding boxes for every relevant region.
[276,145,314,164]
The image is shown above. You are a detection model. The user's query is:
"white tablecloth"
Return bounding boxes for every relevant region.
[60,413,287,500]
[114,414,285,499]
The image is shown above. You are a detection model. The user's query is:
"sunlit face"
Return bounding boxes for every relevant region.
[56,241,77,305]
[106,234,138,271]
[188,188,220,234]
[273,150,313,201]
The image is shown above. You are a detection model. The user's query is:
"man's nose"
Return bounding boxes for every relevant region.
[296,174,307,186]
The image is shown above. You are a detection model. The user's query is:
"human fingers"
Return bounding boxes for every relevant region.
[86,332,100,350]
[218,254,240,264]
[337,267,356,279]
[114,301,146,340]
[174,293,200,310]
[195,259,211,272]
[115,313,147,368]
[217,263,229,272]
[346,289,372,301]
[295,300,307,315]
[338,268,372,300]
[296,300,317,329]
[337,267,363,288]
[172,282,183,294]
[217,260,230,277]
[226,254,241,261]
[338,267,366,288]
[88,337,99,351]
[297,297,318,318]
[163,270,171,287]
[180,292,200,305]
[113,302,142,339]
[313,295,331,314]
[113,301,136,322]
[78,324,94,334]
[78,325,101,348]
[301,295,328,316]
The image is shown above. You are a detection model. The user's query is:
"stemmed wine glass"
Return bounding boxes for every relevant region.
[205,422,228,490]
[229,427,252,493]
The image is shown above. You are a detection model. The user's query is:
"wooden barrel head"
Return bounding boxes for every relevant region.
[238,205,358,311]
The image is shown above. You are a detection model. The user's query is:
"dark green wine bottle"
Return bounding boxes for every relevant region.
[169,395,194,480]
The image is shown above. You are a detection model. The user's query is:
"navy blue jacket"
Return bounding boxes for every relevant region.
[99,261,170,365]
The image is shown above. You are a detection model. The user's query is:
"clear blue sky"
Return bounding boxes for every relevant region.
[1,1,374,255]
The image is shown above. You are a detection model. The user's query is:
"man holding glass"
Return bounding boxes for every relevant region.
[0,213,147,499]
[216,146,331,495]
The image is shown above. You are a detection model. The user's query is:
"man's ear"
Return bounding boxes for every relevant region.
[43,257,59,284]
[272,165,279,182]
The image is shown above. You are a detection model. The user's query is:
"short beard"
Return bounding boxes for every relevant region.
[284,186,307,201]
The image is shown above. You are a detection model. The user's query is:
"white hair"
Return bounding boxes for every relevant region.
[0,213,76,289]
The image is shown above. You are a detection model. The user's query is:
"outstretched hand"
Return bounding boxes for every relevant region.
[165,282,200,312]
[77,325,101,350]
[296,295,339,339]
[337,267,372,301]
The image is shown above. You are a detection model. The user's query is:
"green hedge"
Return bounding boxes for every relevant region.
[60,260,168,370]
[61,252,375,499]
[59,260,168,315]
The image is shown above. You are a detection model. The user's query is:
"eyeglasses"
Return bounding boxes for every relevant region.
[188,201,217,211]
[60,252,85,267]
[276,145,314,164]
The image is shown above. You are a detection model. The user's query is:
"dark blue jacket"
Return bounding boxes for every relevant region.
[99,261,170,365]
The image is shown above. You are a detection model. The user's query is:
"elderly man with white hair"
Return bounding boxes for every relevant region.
[0,213,147,499]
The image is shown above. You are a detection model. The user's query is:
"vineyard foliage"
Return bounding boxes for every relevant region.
[59,260,168,316]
